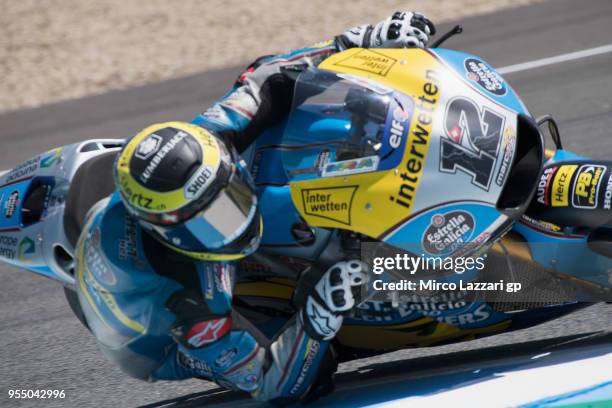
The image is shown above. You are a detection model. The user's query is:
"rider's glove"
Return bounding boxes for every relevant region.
[338,11,436,50]
[300,260,367,341]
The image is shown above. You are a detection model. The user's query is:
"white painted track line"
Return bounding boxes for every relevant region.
[496,43,612,74]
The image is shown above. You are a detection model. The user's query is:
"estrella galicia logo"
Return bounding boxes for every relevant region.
[4,191,19,219]
[464,58,506,96]
[422,210,475,256]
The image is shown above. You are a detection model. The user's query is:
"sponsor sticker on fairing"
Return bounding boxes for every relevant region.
[602,173,612,210]
[301,186,357,225]
[464,58,507,96]
[321,156,379,178]
[4,191,19,219]
[422,211,475,256]
[551,165,577,207]
[536,166,558,205]
[572,164,605,209]
[5,157,40,183]
[495,128,516,186]
[0,235,18,260]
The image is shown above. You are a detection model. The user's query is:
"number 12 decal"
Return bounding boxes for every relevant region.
[440,97,505,190]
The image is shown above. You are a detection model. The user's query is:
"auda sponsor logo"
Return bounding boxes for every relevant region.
[423,210,475,256]
[537,166,557,205]
[464,58,506,96]
[184,166,214,199]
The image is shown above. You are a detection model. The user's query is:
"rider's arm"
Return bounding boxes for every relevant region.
[167,260,365,403]
[191,11,435,153]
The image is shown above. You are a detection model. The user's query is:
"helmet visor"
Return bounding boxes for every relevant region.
[143,165,258,253]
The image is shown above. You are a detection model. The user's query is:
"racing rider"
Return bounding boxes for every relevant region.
[75,12,435,403]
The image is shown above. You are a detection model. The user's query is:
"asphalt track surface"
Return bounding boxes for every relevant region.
[1,0,611,406]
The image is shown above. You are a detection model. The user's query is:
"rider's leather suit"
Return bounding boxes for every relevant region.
[76,40,346,403]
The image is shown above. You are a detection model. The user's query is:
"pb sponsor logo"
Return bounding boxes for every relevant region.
[572,164,605,209]
[333,49,397,76]
[551,165,577,207]
[301,186,357,225]
[537,166,557,205]
[464,58,507,96]
[422,210,475,256]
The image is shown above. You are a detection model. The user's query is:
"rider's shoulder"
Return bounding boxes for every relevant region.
[77,193,163,292]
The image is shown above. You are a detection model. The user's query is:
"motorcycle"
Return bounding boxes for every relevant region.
[0,29,610,365]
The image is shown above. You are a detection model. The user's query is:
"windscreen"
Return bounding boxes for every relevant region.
[282,68,414,182]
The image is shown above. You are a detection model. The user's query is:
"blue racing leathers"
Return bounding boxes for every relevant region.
[192,39,341,153]
[76,18,433,400]
[75,193,332,403]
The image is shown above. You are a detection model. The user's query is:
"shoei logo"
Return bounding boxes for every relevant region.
[135,134,162,160]
[422,210,475,256]
[186,317,232,348]
[184,166,214,199]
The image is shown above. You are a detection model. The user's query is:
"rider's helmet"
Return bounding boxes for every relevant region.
[114,121,261,261]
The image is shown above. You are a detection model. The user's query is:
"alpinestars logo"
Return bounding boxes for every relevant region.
[186,317,232,348]
[135,134,162,160]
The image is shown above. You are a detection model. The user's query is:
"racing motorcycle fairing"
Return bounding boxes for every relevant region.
[0,139,123,285]
[280,48,543,257]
